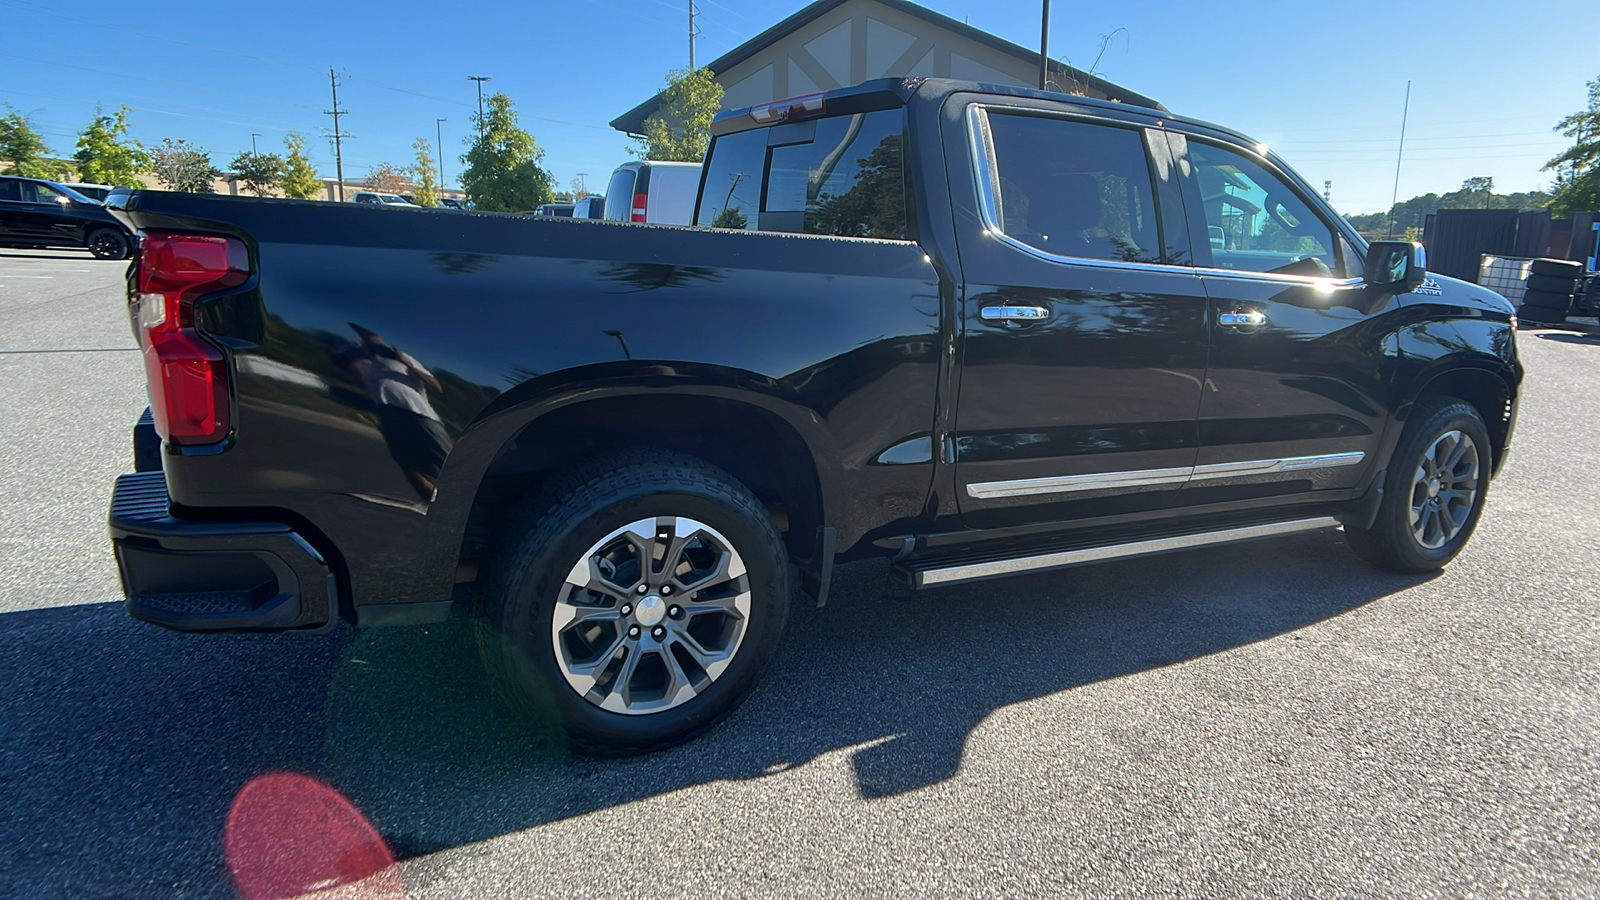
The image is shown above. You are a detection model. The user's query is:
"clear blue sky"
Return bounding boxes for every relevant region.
[3,0,1596,214]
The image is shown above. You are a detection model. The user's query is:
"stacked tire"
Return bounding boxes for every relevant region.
[1518,258,1583,325]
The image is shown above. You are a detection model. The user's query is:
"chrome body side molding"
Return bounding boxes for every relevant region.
[964,452,1365,499]
[1188,451,1365,481]
[912,517,1341,588]
[966,466,1192,499]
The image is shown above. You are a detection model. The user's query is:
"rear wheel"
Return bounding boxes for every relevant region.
[1346,399,1491,573]
[86,228,129,260]
[475,450,790,755]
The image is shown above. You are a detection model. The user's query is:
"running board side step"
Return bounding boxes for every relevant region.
[900,517,1341,589]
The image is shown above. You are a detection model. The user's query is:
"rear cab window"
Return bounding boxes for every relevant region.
[696,108,908,240]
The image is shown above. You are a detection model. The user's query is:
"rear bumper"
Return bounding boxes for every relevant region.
[109,471,340,633]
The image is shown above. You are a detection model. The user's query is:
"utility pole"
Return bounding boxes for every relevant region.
[323,67,353,202]
[689,1,701,70]
[250,133,260,154]
[436,118,447,188]
[1037,0,1051,90]
[468,76,491,137]
[1324,180,1332,203]
[1387,80,1411,240]
[575,172,588,197]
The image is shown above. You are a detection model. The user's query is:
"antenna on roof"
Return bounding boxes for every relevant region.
[1037,0,1051,90]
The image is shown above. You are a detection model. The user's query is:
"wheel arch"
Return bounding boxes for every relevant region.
[1400,361,1515,476]
[445,381,833,576]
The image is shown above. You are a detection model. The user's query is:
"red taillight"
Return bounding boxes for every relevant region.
[631,192,648,223]
[136,232,249,446]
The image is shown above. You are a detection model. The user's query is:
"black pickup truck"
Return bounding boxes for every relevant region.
[106,77,1522,753]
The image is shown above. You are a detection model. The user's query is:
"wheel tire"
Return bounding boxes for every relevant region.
[474,450,790,756]
[1520,289,1573,311]
[86,228,129,260]
[1517,304,1566,325]
[1525,273,1578,295]
[1346,398,1492,574]
[1530,258,1582,279]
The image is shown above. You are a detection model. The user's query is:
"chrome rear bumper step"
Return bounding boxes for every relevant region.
[902,516,1341,589]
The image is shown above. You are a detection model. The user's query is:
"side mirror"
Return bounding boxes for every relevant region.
[1364,240,1427,293]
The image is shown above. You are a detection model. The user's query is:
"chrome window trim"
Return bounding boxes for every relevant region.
[963,102,1367,290]
[965,452,1366,499]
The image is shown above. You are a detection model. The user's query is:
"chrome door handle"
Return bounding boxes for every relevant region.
[980,305,1050,323]
[1218,309,1267,328]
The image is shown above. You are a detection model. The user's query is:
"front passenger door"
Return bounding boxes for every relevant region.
[1174,135,1393,500]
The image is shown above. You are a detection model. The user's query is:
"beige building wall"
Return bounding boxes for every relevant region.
[713,0,1113,112]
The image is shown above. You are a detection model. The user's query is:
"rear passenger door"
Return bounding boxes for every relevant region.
[947,104,1209,530]
[1172,133,1391,499]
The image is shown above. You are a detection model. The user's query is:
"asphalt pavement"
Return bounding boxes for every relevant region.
[0,248,1596,898]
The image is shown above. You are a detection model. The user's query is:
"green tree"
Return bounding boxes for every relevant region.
[0,106,53,175]
[150,139,218,192]
[73,105,150,187]
[1545,74,1600,218]
[279,132,321,199]
[638,67,722,162]
[409,138,439,206]
[459,92,554,212]
[230,150,285,196]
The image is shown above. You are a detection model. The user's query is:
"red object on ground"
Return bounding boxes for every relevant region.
[224,772,403,900]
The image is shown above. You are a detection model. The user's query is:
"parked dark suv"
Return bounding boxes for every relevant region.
[0,176,135,259]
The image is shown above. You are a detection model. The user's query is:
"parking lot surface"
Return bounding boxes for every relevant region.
[1,248,1596,898]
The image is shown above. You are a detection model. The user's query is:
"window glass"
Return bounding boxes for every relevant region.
[697,128,765,230]
[986,113,1162,264]
[0,180,20,202]
[698,110,907,239]
[1187,142,1343,278]
[21,182,63,204]
[602,168,637,221]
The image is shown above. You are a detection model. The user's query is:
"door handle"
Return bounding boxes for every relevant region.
[980,305,1050,323]
[1218,309,1267,328]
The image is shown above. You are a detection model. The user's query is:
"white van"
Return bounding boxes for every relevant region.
[602,161,702,225]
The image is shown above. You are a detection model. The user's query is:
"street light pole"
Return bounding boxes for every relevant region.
[251,133,260,154]
[468,76,491,138]
[436,118,447,188]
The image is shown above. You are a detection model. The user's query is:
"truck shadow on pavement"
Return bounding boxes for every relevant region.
[0,529,1428,892]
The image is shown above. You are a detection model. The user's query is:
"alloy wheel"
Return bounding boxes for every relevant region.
[1410,430,1479,550]
[550,516,751,715]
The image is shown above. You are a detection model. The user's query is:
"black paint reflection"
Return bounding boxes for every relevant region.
[345,324,452,502]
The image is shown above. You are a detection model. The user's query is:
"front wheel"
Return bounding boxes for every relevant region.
[475,450,790,755]
[86,228,130,260]
[1346,398,1492,573]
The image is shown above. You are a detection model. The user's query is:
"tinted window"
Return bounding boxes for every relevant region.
[603,168,637,221]
[696,130,764,230]
[986,114,1162,264]
[0,180,19,202]
[697,109,907,239]
[1187,141,1345,278]
[20,182,64,204]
